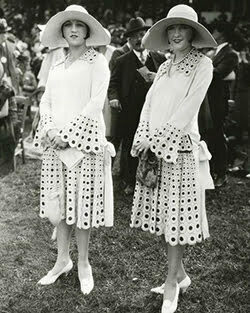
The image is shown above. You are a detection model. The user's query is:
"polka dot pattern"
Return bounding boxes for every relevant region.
[33,114,56,149]
[40,147,105,229]
[149,123,192,164]
[156,48,204,80]
[176,49,203,76]
[79,47,98,63]
[59,115,101,154]
[130,152,204,246]
[131,120,149,157]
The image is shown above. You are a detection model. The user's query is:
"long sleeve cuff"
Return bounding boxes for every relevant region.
[149,123,192,164]
[33,114,57,149]
[59,114,102,154]
[131,120,149,157]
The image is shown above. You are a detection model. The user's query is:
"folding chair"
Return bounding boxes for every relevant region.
[14,96,30,170]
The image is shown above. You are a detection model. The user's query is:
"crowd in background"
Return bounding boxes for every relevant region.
[0,3,249,180]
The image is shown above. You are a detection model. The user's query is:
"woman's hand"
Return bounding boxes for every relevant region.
[109,99,122,112]
[47,129,67,149]
[51,136,68,150]
[134,139,150,155]
[47,129,58,142]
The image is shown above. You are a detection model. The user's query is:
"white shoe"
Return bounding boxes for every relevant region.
[161,283,180,313]
[150,283,165,294]
[37,260,73,285]
[151,275,191,295]
[79,266,94,295]
[178,275,191,293]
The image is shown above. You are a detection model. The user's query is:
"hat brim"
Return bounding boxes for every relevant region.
[124,26,150,38]
[41,10,111,49]
[142,17,217,50]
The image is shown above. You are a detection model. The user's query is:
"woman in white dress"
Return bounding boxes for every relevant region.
[130,5,217,313]
[34,5,115,295]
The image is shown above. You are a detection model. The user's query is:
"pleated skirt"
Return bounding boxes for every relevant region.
[40,147,106,229]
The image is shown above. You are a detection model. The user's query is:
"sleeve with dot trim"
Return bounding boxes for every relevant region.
[150,57,213,164]
[59,55,110,154]
[33,70,57,149]
[132,56,213,164]
[131,82,154,157]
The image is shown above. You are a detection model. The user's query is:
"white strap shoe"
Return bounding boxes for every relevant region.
[79,266,94,295]
[151,275,191,294]
[150,283,165,294]
[37,259,73,285]
[178,275,191,293]
[161,283,180,313]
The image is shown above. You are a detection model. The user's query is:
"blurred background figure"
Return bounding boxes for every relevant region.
[227,31,250,178]
[22,23,67,161]
[94,28,116,139]
[0,18,20,94]
[207,22,239,188]
[20,54,37,101]
[0,62,19,174]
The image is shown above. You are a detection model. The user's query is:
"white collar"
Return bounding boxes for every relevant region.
[156,48,203,79]
[54,48,97,68]
[215,42,229,55]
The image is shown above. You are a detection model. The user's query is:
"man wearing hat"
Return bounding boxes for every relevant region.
[108,17,165,195]
[207,21,238,187]
[0,18,19,94]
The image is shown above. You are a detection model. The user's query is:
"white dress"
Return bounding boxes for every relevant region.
[34,48,115,229]
[130,48,214,245]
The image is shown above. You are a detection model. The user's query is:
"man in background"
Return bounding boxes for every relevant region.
[108,17,165,194]
[208,22,238,187]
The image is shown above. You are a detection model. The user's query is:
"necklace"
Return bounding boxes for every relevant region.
[172,47,194,65]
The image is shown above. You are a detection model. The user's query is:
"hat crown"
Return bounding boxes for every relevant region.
[65,5,88,15]
[167,4,198,23]
[127,17,146,33]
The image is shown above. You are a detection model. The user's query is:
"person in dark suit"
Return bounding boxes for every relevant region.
[107,38,131,161]
[207,22,238,187]
[108,17,165,194]
[109,41,130,72]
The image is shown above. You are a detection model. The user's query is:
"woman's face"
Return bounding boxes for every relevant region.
[62,20,88,47]
[167,24,193,52]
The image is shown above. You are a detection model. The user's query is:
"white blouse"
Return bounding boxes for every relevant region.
[142,48,213,146]
[39,48,110,146]
[132,48,214,189]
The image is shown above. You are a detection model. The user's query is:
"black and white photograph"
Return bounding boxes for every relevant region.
[0,0,249,312]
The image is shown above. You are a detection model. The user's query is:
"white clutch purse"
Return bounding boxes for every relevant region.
[41,189,64,226]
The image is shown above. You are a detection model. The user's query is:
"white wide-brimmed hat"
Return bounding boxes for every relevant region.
[41,5,111,48]
[142,4,217,50]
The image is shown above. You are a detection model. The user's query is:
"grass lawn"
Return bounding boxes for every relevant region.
[0,158,249,313]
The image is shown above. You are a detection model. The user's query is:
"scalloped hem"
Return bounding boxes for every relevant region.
[130,223,208,246]
[59,115,103,154]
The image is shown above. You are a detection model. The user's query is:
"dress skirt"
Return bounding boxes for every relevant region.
[40,147,106,229]
[130,148,208,246]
